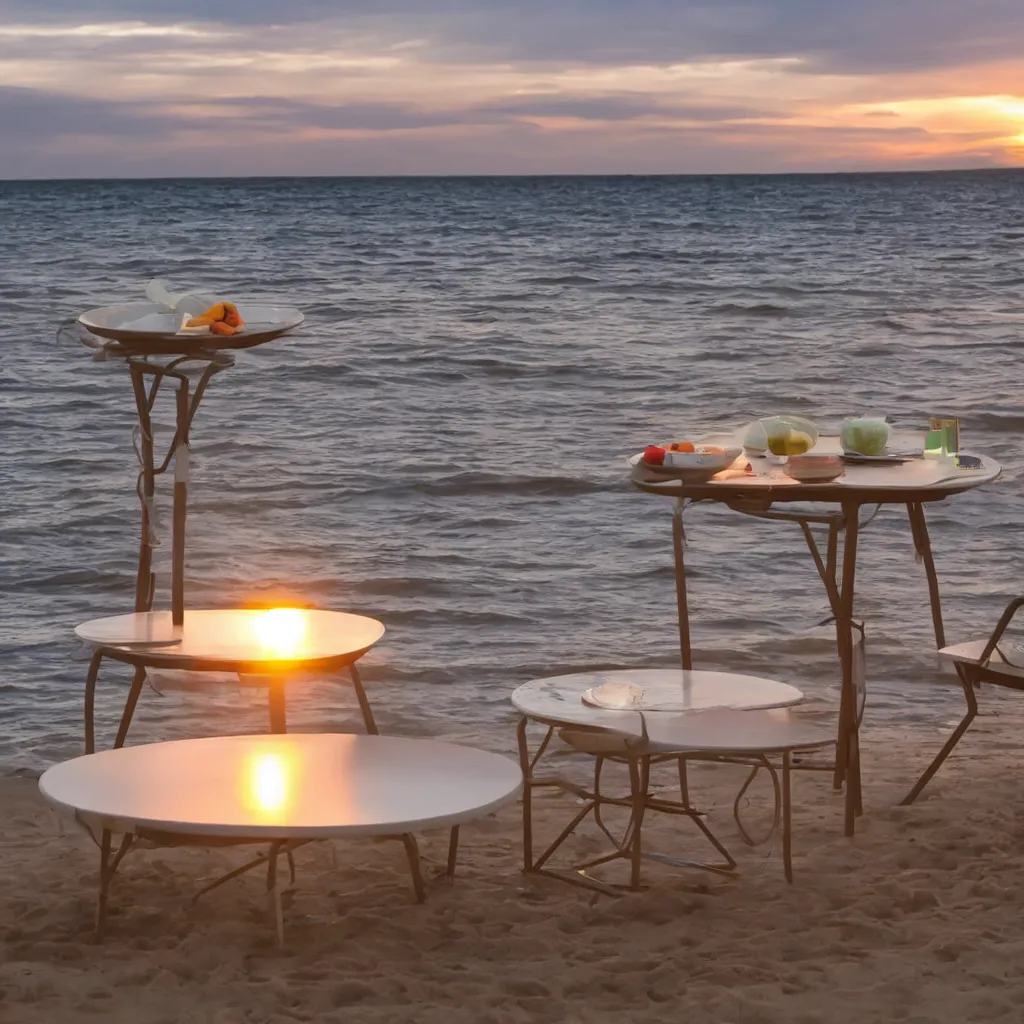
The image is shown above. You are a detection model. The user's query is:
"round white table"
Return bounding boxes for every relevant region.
[631,437,1002,835]
[512,668,804,888]
[40,733,523,945]
[77,608,386,751]
[512,669,803,731]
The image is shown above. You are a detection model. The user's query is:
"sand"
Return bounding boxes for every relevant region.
[4,696,1024,1024]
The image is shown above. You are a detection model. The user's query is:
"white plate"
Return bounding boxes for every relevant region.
[78,301,304,351]
[629,446,742,476]
[841,449,918,464]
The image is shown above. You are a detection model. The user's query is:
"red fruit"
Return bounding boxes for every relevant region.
[642,445,666,465]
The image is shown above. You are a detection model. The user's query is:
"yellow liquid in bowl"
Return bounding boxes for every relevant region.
[766,431,813,456]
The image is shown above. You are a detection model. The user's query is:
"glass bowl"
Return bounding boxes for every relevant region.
[840,417,891,456]
[758,416,820,458]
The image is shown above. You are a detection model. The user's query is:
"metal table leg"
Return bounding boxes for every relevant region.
[94,829,134,938]
[672,499,693,671]
[907,502,946,650]
[836,501,862,835]
[84,650,104,755]
[267,677,288,734]
[348,663,378,735]
[114,666,147,748]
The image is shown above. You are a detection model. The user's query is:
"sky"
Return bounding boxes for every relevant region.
[1,1,1024,178]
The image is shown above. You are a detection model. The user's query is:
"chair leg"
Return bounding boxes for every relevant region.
[901,668,979,804]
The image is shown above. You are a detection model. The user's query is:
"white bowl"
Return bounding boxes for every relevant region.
[633,445,742,479]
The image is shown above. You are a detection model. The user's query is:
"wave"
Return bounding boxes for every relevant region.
[709,302,791,317]
[963,413,1024,433]
[366,472,608,500]
[519,275,600,285]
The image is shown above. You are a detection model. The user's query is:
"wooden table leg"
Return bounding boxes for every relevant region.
[171,380,190,628]
[672,498,693,671]
[268,678,287,734]
[83,650,103,755]
[113,666,147,749]
[516,716,533,872]
[348,663,378,735]
[95,830,133,939]
[907,502,946,650]
[837,503,862,836]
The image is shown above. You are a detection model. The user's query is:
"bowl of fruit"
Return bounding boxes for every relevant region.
[635,441,742,480]
[840,417,891,457]
[759,416,819,462]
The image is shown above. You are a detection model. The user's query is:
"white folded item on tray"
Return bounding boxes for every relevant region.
[118,280,223,334]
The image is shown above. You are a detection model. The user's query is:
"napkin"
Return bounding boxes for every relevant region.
[118,279,242,335]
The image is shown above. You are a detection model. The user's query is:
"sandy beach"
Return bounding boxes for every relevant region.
[4,691,1023,1024]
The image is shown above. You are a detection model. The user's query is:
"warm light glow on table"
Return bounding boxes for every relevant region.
[245,751,291,817]
[253,608,308,657]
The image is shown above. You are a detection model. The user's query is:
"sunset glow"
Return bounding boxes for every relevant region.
[253,609,308,659]
[2,2,1023,177]
[243,751,291,818]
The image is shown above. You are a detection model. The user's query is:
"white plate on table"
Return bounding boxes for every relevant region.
[78,301,304,352]
[841,449,919,464]
[628,446,742,477]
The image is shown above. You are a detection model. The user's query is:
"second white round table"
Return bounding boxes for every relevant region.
[76,608,386,751]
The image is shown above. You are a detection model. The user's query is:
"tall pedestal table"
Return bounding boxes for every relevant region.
[630,443,1001,836]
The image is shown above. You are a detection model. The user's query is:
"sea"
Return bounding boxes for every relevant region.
[1,171,1022,776]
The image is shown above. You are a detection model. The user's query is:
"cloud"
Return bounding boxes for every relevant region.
[4,1,1024,72]
[1,1,1023,175]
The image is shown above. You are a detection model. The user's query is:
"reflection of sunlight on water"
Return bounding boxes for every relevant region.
[248,752,289,816]
[253,608,307,657]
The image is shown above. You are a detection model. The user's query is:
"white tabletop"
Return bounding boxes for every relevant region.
[512,669,803,731]
[632,436,1000,500]
[75,609,385,670]
[561,707,835,756]
[39,734,523,839]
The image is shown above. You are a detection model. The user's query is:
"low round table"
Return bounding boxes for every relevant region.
[512,669,804,731]
[77,608,386,752]
[39,733,523,945]
[512,669,804,889]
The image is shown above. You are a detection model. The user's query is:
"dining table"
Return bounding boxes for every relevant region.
[630,434,1001,835]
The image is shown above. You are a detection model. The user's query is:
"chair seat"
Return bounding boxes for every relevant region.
[940,639,1024,683]
[560,707,836,758]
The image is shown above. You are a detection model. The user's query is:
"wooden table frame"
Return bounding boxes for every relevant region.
[632,461,999,836]
[127,353,231,626]
[82,640,380,753]
[515,718,738,895]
